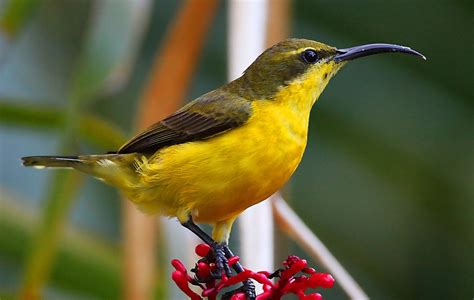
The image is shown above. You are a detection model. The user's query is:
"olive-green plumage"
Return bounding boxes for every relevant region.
[224,39,337,99]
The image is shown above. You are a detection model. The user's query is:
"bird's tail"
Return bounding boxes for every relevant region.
[22,154,138,187]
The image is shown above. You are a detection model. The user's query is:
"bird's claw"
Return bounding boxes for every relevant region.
[243,279,256,299]
[221,279,256,300]
[211,243,233,278]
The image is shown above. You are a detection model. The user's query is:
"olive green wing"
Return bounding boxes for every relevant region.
[118,90,252,154]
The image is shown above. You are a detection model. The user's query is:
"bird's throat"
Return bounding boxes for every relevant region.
[274,61,343,118]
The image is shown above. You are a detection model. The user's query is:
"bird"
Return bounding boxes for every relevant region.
[22,38,425,297]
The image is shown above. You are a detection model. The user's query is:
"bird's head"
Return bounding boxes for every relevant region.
[228,38,425,104]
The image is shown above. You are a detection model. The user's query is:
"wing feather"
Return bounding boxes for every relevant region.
[118,90,252,154]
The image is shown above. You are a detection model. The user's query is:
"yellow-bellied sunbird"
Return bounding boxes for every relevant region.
[22,38,425,285]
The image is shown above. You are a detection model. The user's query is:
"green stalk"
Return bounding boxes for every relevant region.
[0,101,126,149]
[0,193,121,298]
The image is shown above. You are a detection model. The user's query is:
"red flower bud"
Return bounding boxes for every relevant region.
[195,243,211,257]
[195,261,211,279]
[171,259,187,273]
[303,293,322,300]
[171,270,201,300]
[171,251,334,300]
[308,273,335,289]
[228,256,240,265]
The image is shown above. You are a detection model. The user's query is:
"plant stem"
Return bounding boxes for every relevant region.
[0,101,126,149]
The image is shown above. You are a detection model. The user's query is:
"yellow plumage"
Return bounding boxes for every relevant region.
[22,38,424,246]
[101,61,339,242]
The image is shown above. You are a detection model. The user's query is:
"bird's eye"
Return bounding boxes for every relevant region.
[301,49,319,64]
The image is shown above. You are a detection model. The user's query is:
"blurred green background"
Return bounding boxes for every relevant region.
[0,0,473,299]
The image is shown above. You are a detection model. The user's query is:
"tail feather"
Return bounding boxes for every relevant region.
[22,156,83,169]
[22,154,138,188]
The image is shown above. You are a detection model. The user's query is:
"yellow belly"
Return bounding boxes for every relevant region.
[126,99,309,223]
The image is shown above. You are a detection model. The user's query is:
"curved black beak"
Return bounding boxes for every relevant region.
[334,43,426,62]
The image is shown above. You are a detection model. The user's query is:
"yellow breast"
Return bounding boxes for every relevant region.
[128,106,304,222]
[128,66,330,223]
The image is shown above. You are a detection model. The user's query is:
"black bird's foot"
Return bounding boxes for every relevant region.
[180,218,254,298]
[210,243,233,278]
[242,279,256,299]
[221,279,256,300]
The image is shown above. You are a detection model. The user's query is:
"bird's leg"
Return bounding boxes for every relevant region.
[181,218,232,278]
[181,217,214,245]
[181,218,255,299]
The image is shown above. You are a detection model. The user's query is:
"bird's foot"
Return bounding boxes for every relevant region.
[210,243,233,278]
[242,279,256,299]
[221,279,256,300]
